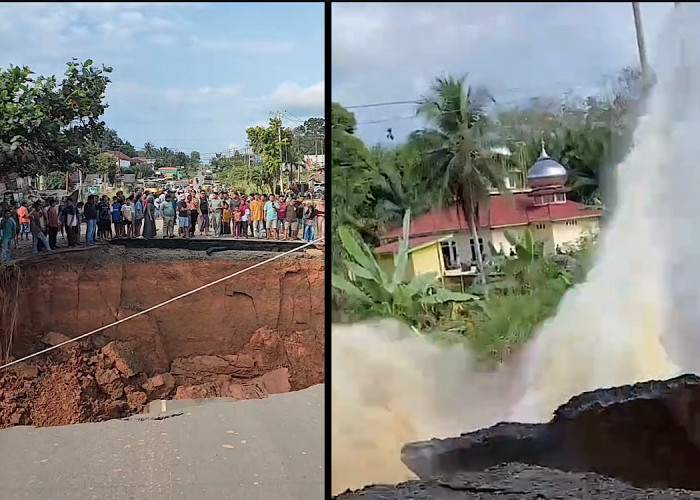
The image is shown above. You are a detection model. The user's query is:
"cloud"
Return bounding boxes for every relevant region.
[149,34,177,47]
[331,2,675,143]
[190,36,295,54]
[267,81,324,113]
[0,2,322,154]
[0,2,191,69]
[108,81,244,108]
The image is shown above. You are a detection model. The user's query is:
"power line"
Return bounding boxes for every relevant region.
[283,110,308,122]
[356,115,420,125]
[346,100,421,110]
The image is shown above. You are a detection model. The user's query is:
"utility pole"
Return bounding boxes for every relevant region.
[632,2,651,88]
[277,112,284,193]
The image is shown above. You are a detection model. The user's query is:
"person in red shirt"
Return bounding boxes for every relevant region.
[17,203,30,242]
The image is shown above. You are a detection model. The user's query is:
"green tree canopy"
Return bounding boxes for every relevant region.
[246,117,297,193]
[0,59,112,176]
[292,117,325,155]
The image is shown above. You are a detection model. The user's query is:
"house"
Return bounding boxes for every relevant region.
[133,157,156,166]
[304,154,325,170]
[157,167,182,179]
[105,151,144,170]
[374,147,603,287]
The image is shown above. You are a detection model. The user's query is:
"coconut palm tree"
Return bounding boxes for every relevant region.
[416,75,506,282]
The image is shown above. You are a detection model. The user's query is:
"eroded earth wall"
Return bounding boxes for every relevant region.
[13,247,324,376]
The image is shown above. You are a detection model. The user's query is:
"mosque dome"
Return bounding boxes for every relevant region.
[527,144,567,188]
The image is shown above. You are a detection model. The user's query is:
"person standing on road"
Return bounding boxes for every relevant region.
[250,194,264,238]
[0,210,16,262]
[264,194,280,240]
[302,200,317,242]
[315,199,325,241]
[29,202,52,254]
[210,191,224,237]
[143,195,157,239]
[47,198,61,249]
[232,204,242,237]
[240,197,251,238]
[188,194,199,237]
[131,194,142,238]
[295,198,304,240]
[9,201,20,249]
[221,202,231,235]
[83,195,97,246]
[112,196,123,238]
[284,198,297,240]
[198,192,210,236]
[277,198,288,240]
[121,197,135,239]
[17,202,30,242]
[177,196,190,239]
[62,198,79,247]
[161,193,175,238]
[97,195,112,242]
[57,198,66,242]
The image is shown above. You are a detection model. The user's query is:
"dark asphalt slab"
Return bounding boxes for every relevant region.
[0,385,324,500]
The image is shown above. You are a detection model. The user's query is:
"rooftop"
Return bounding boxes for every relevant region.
[380,193,603,243]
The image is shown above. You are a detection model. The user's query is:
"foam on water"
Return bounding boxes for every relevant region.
[331,5,700,494]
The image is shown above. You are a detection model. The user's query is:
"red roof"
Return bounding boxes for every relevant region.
[382,193,602,240]
[106,151,144,163]
[375,235,447,255]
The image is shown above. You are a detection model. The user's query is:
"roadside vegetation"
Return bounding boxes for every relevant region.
[332,67,643,361]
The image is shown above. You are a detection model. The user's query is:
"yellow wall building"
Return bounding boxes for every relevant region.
[375,148,602,282]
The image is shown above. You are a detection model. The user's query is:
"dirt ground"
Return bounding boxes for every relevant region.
[0,327,323,428]
[0,246,325,428]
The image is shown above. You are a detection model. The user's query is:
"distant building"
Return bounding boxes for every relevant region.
[105,151,145,170]
[157,167,182,179]
[375,146,603,287]
[303,155,325,170]
[132,157,156,165]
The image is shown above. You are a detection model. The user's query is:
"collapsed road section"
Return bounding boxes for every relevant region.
[335,375,700,499]
[0,245,324,428]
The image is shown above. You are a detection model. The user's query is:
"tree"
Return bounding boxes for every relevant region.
[416,76,506,282]
[93,128,137,157]
[210,154,256,192]
[93,152,118,184]
[246,117,295,193]
[292,117,325,155]
[0,59,112,176]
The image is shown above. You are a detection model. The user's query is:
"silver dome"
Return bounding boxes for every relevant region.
[527,146,567,188]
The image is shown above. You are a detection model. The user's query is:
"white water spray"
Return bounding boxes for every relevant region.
[332,6,700,494]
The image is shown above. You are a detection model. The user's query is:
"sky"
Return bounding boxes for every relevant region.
[0,2,325,161]
[332,2,675,145]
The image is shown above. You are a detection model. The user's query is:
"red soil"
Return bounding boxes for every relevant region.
[0,250,325,428]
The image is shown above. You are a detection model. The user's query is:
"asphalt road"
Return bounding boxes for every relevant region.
[0,384,324,500]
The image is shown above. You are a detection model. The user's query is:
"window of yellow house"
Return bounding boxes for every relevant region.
[440,241,460,270]
[469,237,484,262]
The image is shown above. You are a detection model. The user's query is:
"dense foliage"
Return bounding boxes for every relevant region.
[332,67,644,360]
[332,211,477,329]
[0,60,209,182]
[0,60,112,176]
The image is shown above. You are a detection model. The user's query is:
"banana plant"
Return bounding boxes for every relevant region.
[332,210,478,327]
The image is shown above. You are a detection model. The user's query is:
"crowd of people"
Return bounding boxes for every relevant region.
[0,186,325,262]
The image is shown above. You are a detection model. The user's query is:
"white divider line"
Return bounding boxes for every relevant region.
[0,238,324,370]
